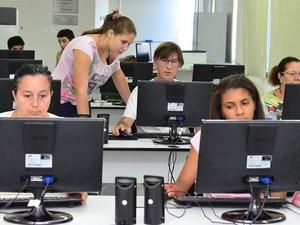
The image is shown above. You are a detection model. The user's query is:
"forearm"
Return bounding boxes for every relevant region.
[76,92,90,115]
[112,72,131,103]
[117,117,134,128]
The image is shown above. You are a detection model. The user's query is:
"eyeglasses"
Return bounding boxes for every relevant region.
[281,71,300,77]
[159,58,180,66]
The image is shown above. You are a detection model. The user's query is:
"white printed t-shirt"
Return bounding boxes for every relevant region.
[0,111,59,118]
[52,35,120,105]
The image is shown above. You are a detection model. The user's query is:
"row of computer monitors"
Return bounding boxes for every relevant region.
[0,50,41,79]
[100,62,245,100]
[1,77,300,123]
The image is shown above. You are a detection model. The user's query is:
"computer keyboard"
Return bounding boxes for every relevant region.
[0,192,81,208]
[108,133,138,140]
[135,133,194,139]
[173,195,288,208]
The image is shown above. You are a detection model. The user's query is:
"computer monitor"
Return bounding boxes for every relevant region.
[136,42,151,62]
[100,62,154,102]
[0,50,35,59]
[0,117,104,224]
[196,120,300,223]
[192,64,245,83]
[0,59,43,78]
[0,78,61,115]
[136,80,213,144]
[282,84,300,119]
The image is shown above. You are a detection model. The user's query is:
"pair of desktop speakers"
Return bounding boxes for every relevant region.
[115,175,165,225]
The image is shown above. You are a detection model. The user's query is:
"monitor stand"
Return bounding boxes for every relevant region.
[152,122,189,145]
[221,187,286,224]
[4,189,73,225]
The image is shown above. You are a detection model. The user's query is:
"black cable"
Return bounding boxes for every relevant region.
[242,182,254,225]
[39,183,49,201]
[167,151,177,183]
[249,183,270,224]
[165,190,237,225]
[165,201,187,218]
[0,179,30,214]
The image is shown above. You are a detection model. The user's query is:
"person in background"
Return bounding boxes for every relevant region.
[0,64,87,204]
[7,36,25,50]
[56,29,75,65]
[165,74,286,199]
[263,56,300,119]
[112,41,185,136]
[52,10,136,117]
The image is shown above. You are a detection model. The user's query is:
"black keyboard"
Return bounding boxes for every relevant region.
[173,195,288,208]
[135,133,194,139]
[108,133,138,140]
[0,193,81,208]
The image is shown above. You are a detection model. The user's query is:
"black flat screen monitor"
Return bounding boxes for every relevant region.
[136,42,151,62]
[100,62,154,102]
[282,84,300,119]
[192,64,245,83]
[0,59,42,78]
[136,81,212,144]
[0,117,104,224]
[196,120,300,223]
[0,50,35,59]
[0,78,61,115]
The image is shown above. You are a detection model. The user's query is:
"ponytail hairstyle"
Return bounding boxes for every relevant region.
[268,56,300,86]
[82,10,136,36]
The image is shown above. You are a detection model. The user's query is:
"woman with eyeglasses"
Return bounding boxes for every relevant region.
[112,41,186,136]
[263,56,300,119]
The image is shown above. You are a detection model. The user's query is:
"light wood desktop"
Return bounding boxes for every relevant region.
[1,196,298,225]
[102,138,190,183]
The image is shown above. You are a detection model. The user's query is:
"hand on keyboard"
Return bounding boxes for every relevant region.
[292,191,300,207]
[165,183,183,198]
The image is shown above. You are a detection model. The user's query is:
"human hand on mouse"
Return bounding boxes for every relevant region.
[112,123,132,136]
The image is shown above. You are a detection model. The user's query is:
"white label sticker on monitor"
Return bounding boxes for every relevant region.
[25,154,53,168]
[127,76,133,84]
[12,101,16,110]
[247,155,272,169]
[167,102,184,112]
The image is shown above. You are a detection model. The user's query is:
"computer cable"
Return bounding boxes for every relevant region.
[165,201,187,218]
[0,178,30,213]
[249,182,270,225]
[165,189,238,225]
[242,181,254,225]
[167,150,177,183]
[186,192,238,225]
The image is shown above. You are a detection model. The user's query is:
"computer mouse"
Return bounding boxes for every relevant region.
[119,130,131,137]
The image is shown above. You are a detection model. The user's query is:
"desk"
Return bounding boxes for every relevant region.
[1,196,299,224]
[103,139,190,183]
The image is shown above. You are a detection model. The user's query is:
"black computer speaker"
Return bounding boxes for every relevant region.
[115,177,137,225]
[97,113,109,144]
[144,175,165,224]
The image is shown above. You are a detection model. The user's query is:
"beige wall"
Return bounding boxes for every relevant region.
[269,0,300,69]
[0,0,96,71]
